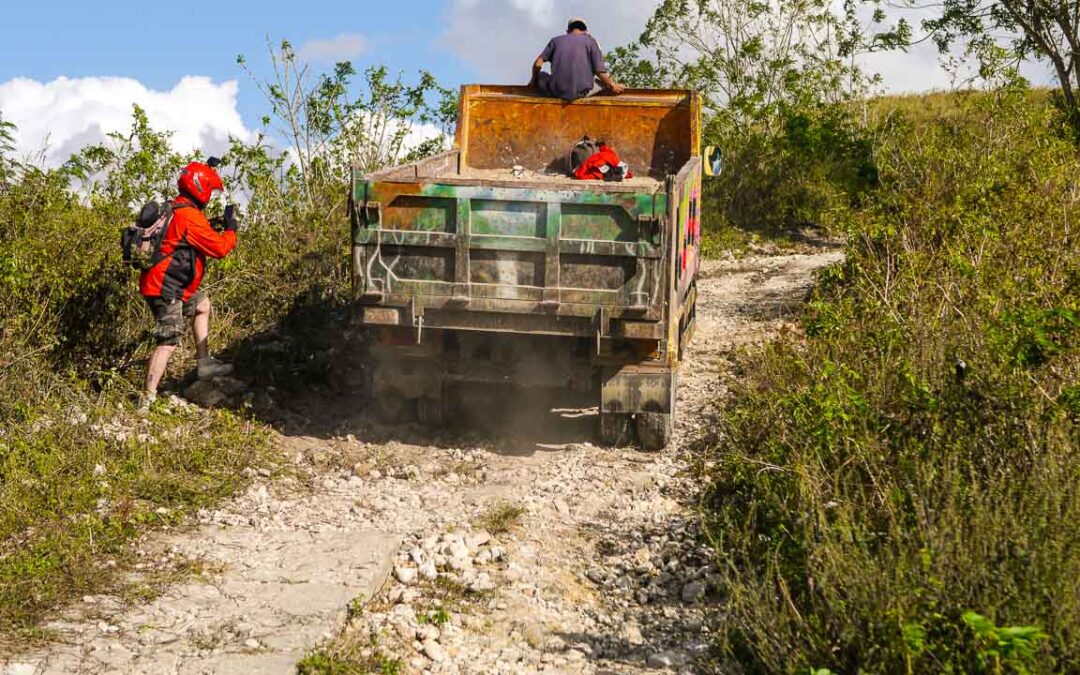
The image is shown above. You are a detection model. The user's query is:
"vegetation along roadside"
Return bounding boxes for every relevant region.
[1,0,1078,669]
[0,42,453,646]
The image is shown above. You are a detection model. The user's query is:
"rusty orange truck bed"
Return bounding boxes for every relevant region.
[351,85,704,449]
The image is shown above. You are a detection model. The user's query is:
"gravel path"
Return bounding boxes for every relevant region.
[3,249,842,675]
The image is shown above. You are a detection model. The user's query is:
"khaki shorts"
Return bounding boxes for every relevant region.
[144,291,206,346]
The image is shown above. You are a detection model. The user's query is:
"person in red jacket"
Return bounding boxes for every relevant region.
[140,159,238,407]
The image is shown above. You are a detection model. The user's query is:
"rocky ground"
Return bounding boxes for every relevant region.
[3,248,842,675]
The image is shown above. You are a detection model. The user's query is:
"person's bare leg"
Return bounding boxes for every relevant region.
[145,345,177,394]
[192,296,212,361]
[193,297,233,379]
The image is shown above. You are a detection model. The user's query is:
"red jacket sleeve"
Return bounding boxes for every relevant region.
[183,211,237,259]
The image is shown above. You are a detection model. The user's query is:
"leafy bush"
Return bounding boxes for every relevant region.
[703,85,1079,672]
[610,0,882,240]
[0,46,449,641]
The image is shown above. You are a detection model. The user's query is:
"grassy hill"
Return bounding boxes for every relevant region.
[701,86,1079,672]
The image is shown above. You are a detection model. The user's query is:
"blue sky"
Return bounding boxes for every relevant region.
[1,0,475,126]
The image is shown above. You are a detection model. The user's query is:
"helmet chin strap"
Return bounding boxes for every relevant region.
[179,188,208,210]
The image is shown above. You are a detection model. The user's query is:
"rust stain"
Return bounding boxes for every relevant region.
[456,85,699,179]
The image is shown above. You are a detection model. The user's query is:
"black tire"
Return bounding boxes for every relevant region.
[373,396,412,423]
[417,395,445,426]
[599,413,635,447]
[636,412,672,451]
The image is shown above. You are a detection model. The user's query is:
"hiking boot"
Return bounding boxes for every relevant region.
[138,390,158,413]
[197,357,234,380]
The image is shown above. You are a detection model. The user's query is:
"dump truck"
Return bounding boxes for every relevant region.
[350,85,707,450]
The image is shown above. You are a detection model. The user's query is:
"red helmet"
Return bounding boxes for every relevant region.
[177,161,223,207]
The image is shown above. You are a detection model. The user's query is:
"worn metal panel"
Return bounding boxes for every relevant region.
[381,195,457,232]
[367,149,460,182]
[673,157,703,295]
[456,85,698,179]
[378,245,455,284]
[350,85,702,352]
[600,366,676,414]
[355,179,666,312]
[561,202,640,242]
[470,250,544,286]
[560,255,634,291]
[470,199,546,237]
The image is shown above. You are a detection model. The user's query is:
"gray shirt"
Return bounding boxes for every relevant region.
[539,32,606,100]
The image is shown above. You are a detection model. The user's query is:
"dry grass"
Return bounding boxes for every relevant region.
[473,501,526,534]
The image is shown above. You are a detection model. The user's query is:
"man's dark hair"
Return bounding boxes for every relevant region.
[567,20,587,32]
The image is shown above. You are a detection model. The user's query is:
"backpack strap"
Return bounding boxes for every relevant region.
[150,201,196,266]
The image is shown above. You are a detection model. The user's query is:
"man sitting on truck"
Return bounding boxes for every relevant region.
[529,17,626,99]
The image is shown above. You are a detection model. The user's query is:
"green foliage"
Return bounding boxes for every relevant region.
[964,611,1049,674]
[0,123,278,629]
[0,40,451,642]
[238,39,455,214]
[473,500,526,534]
[297,644,401,675]
[0,394,269,636]
[418,607,451,627]
[702,86,1080,672]
[613,0,871,129]
[0,111,17,187]
[63,104,195,214]
[610,0,882,238]
[918,0,1080,135]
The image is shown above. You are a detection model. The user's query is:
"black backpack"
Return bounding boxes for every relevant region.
[568,135,602,175]
[121,201,176,271]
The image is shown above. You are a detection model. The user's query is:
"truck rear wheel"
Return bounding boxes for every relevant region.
[417,396,445,426]
[373,395,411,424]
[636,412,673,451]
[599,413,635,447]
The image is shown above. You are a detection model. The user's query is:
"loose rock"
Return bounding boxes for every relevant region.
[421,639,447,663]
[394,565,418,585]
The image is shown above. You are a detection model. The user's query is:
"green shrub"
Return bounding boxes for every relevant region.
[0,48,449,642]
[703,86,1080,672]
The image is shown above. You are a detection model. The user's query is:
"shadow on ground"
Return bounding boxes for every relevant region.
[549,514,727,673]
[206,294,603,456]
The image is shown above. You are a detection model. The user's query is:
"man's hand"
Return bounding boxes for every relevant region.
[222,204,238,232]
[598,72,626,96]
[530,57,545,89]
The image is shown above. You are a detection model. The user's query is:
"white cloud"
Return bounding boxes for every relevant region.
[333,113,449,172]
[855,3,1056,93]
[402,120,447,150]
[0,76,253,168]
[296,33,370,63]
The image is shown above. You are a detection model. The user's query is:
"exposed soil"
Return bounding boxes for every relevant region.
[3,247,842,675]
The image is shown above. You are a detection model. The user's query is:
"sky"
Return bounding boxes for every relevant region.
[0,0,1059,166]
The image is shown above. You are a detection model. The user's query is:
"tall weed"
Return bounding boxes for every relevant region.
[705,86,1079,672]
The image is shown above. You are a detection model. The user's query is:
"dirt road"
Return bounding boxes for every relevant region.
[4,249,842,675]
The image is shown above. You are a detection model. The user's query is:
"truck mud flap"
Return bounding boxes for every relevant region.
[600,365,676,415]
